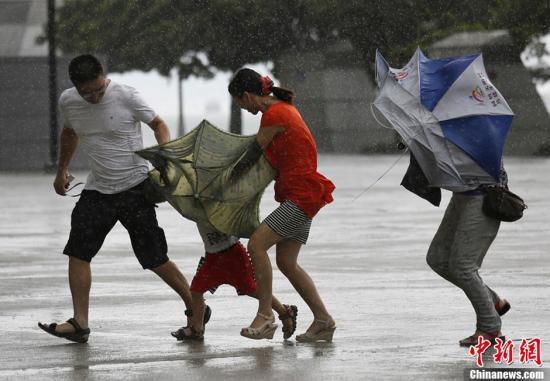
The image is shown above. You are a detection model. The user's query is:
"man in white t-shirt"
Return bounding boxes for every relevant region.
[38,54,203,343]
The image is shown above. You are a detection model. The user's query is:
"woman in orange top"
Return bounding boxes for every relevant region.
[228,68,336,342]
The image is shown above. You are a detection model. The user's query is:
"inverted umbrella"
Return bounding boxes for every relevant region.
[373,48,514,205]
[136,120,275,238]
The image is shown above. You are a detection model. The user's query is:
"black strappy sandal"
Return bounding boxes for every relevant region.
[38,318,90,343]
[279,304,298,340]
[171,305,211,340]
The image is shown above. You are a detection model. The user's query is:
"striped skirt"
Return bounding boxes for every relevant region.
[263,201,312,244]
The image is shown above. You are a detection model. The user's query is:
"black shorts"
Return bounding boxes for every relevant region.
[63,180,169,269]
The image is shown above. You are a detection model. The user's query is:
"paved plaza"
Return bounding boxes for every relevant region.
[0,155,548,380]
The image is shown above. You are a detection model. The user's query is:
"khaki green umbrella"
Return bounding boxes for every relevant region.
[136,120,275,238]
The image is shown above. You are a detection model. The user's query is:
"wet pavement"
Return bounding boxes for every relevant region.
[0,155,549,380]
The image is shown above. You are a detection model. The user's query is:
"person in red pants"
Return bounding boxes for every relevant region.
[171,223,297,341]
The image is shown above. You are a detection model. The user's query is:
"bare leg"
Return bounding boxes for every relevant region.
[248,292,293,332]
[178,291,207,337]
[151,260,193,310]
[276,239,334,333]
[246,291,285,315]
[190,291,206,329]
[151,260,194,327]
[270,295,286,317]
[246,223,283,329]
[55,256,91,333]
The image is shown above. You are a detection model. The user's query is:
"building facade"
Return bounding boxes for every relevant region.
[0,0,87,171]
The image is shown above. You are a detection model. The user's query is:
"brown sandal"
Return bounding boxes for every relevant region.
[171,305,211,340]
[38,318,90,343]
[278,304,298,340]
[172,326,204,341]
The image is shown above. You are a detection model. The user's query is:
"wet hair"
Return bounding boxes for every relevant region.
[68,54,104,85]
[228,68,295,104]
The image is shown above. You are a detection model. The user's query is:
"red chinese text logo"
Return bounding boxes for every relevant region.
[467,337,543,367]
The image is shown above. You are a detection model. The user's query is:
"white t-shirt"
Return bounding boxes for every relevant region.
[197,223,239,253]
[59,81,157,194]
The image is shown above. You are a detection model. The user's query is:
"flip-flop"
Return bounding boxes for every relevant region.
[38,318,90,343]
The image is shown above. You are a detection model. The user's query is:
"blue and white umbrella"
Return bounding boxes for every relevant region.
[373,48,514,198]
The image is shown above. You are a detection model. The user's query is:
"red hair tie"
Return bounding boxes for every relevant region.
[261,75,273,95]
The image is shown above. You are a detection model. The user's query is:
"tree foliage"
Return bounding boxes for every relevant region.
[314,0,425,66]
[191,1,319,71]
[50,0,550,129]
[53,0,550,77]
[491,0,550,54]
[54,0,209,77]
[489,0,550,80]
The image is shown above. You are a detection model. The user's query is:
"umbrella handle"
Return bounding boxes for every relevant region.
[352,149,408,202]
[369,101,395,130]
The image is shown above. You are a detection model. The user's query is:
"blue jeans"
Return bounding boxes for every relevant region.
[427,193,502,333]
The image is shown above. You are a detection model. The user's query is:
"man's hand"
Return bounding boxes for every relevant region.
[54,126,79,195]
[53,170,71,195]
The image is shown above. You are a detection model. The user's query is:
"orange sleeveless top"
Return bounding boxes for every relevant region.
[260,102,335,218]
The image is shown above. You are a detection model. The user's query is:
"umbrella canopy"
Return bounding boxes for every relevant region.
[136,120,275,238]
[373,48,514,200]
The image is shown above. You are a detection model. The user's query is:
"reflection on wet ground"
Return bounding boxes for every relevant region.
[1,155,549,380]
